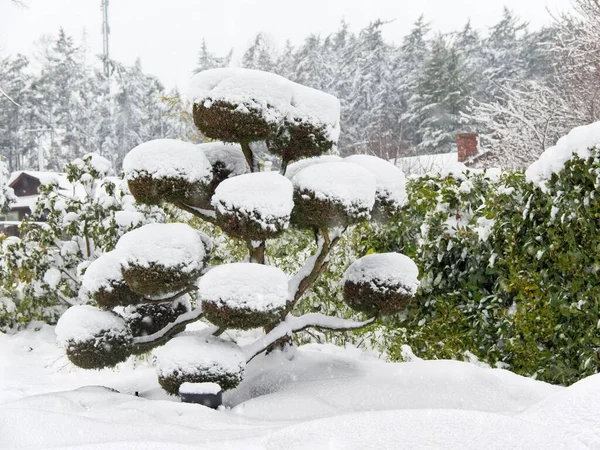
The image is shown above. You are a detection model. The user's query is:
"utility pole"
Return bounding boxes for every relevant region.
[101,0,110,78]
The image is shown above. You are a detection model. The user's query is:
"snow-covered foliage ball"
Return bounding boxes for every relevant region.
[189,68,340,162]
[200,263,288,329]
[121,298,190,341]
[291,161,376,228]
[199,142,250,205]
[345,155,407,219]
[154,335,245,395]
[116,223,207,297]
[56,305,133,369]
[284,155,343,180]
[212,172,294,240]
[123,139,212,206]
[343,253,419,315]
[80,250,142,309]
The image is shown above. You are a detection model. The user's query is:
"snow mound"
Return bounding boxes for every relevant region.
[263,408,585,450]
[153,335,245,379]
[343,252,419,295]
[116,223,206,272]
[345,154,407,208]
[189,68,341,142]
[80,250,124,296]
[199,263,288,312]
[212,172,294,230]
[55,305,128,346]
[293,161,376,215]
[526,121,600,188]
[229,347,559,420]
[123,139,212,184]
[519,372,600,448]
[179,382,222,395]
[285,155,343,180]
[198,142,250,177]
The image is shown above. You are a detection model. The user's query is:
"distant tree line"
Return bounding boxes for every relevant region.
[1,1,599,171]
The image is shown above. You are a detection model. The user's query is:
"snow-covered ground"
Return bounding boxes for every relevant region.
[0,324,597,449]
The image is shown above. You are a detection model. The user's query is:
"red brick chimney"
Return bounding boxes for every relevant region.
[456,133,478,163]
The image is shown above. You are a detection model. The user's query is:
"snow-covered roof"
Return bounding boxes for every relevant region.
[10,194,38,210]
[8,171,72,191]
[391,152,467,177]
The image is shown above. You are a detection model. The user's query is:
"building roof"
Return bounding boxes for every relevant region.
[8,171,72,193]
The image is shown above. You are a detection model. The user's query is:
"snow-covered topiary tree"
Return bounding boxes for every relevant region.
[55,68,419,398]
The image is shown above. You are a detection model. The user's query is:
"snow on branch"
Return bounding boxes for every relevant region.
[243,312,376,362]
[287,227,344,308]
[175,201,217,225]
[131,306,205,353]
[0,86,21,107]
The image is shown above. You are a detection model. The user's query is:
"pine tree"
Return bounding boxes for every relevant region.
[242,33,277,72]
[193,39,232,73]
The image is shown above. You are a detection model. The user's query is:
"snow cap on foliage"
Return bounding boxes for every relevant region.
[72,153,113,177]
[212,172,294,231]
[154,334,245,379]
[123,139,212,183]
[198,142,250,177]
[116,223,206,272]
[200,262,288,312]
[285,155,343,180]
[55,305,128,346]
[293,161,376,215]
[80,250,125,296]
[189,68,341,142]
[526,121,600,188]
[343,252,419,295]
[345,155,407,209]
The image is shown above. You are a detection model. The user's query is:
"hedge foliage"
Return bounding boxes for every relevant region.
[361,151,600,385]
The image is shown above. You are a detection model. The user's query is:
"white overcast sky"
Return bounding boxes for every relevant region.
[1,0,574,91]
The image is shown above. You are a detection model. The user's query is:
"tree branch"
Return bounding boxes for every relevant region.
[174,201,217,225]
[243,313,376,362]
[141,285,198,304]
[0,86,21,107]
[131,306,205,353]
[285,227,345,314]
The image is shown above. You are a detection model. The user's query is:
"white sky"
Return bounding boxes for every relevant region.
[0,0,574,91]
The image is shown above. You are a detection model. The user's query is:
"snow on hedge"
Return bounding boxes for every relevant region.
[212,172,294,231]
[116,223,206,272]
[80,250,125,296]
[343,253,419,295]
[293,161,376,215]
[526,121,600,188]
[199,262,288,312]
[55,305,128,346]
[285,155,342,180]
[123,139,212,184]
[153,334,245,379]
[189,68,341,142]
[198,142,250,177]
[345,154,407,208]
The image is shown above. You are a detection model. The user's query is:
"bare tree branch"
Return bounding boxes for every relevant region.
[131,306,206,353]
[243,313,376,362]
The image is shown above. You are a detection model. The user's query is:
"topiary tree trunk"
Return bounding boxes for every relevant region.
[55,68,419,399]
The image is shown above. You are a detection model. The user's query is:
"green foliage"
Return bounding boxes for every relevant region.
[360,157,600,385]
[0,154,170,330]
